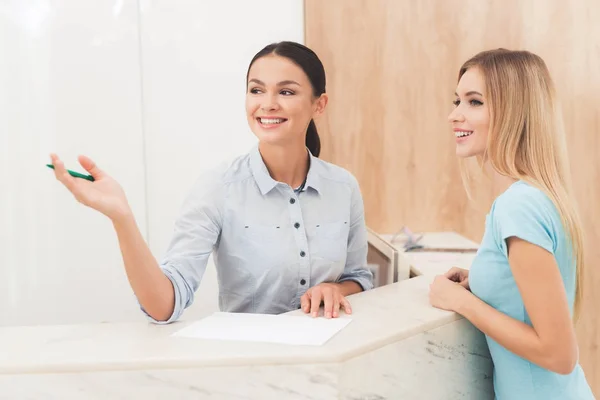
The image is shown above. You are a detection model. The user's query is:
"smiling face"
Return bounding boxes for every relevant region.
[448,67,490,158]
[245,54,327,149]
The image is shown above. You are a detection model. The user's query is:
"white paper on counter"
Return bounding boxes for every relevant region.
[171,312,352,346]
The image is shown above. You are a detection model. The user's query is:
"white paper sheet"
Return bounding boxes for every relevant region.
[171,312,352,346]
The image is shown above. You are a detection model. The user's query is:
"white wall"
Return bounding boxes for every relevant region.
[0,0,304,326]
[0,0,148,326]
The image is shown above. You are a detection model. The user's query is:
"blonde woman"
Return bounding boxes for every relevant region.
[429,49,594,399]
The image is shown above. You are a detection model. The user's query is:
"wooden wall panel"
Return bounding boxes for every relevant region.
[305,0,600,395]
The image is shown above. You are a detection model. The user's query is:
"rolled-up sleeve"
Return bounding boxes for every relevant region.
[337,176,374,291]
[141,169,224,324]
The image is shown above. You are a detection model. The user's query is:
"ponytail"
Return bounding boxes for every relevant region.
[306,120,321,157]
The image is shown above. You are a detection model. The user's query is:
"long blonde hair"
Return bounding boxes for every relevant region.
[458,49,585,321]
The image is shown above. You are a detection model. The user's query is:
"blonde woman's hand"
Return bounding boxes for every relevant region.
[429,275,470,312]
[444,266,470,290]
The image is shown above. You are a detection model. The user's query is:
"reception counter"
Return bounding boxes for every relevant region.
[382,231,480,277]
[0,233,493,399]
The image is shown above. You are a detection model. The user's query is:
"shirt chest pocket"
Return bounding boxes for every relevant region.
[238,224,293,268]
[313,221,350,262]
[243,224,284,243]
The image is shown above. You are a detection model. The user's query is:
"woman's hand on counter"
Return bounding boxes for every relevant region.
[300,282,352,319]
[444,267,470,290]
[428,274,472,312]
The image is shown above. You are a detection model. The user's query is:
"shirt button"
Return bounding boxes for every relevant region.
[300,279,306,285]
[289,198,296,204]
[294,222,300,229]
[300,251,306,257]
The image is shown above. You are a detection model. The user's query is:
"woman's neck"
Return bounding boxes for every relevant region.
[484,163,519,194]
[258,142,309,189]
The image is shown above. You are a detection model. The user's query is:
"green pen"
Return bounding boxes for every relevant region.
[46,164,95,182]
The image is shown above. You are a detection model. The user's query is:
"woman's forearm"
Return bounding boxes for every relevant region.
[112,211,175,321]
[457,292,576,374]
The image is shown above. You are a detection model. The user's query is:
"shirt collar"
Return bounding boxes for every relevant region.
[249,145,322,195]
[304,150,322,193]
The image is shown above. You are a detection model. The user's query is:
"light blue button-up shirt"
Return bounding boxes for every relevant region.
[144,145,374,323]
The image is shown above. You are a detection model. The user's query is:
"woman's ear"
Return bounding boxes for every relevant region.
[313,94,328,117]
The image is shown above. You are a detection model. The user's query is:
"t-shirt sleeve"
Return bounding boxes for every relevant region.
[492,186,557,257]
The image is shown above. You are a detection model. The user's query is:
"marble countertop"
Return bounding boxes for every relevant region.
[0,275,460,375]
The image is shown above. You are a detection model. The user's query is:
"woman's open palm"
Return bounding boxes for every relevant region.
[50,154,130,220]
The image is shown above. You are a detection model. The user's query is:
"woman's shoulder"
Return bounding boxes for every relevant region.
[183,153,253,201]
[491,180,560,231]
[192,153,253,186]
[313,157,359,187]
[494,181,554,212]
[487,180,564,255]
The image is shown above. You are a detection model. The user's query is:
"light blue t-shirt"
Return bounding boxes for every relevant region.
[469,181,594,400]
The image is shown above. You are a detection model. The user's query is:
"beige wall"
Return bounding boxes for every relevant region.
[305,0,600,395]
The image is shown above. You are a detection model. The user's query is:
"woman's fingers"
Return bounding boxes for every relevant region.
[323,290,334,319]
[50,154,78,193]
[78,155,105,180]
[444,267,468,283]
[332,296,340,318]
[310,287,322,317]
[302,284,350,318]
[340,297,352,315]
[300,292,310,313]
[443,267,460,280]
